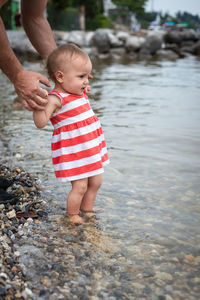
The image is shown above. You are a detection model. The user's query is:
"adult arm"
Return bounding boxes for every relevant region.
[0,17,51,110]
[21,0,57,59]
[0,0,57,110]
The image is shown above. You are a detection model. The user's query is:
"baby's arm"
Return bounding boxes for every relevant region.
[33,94,61,128]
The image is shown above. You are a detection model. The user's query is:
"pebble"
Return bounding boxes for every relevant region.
[6,210,16,219]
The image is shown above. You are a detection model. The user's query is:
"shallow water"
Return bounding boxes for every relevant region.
[1,55,200,299]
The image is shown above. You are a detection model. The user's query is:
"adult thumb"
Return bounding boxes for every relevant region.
[38,74,51,87]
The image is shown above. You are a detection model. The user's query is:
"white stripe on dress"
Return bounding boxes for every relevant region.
[56,168,104,182]
[52,97,88,117]
[53,109,95,129]
[54,153,103,171]
[52,120,101,142]
[53,147,108,170]
[52,135,105,158]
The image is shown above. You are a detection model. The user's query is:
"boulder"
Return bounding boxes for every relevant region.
[116,31,130,44]
[66,30,86,47]
[110,47,126,57]
[139,34,162,55]
[107,32,123,48]
[156,49,179,60]
[125,36,145,52]
[180,40,195,54]
[164,43,186,58]
[164,31,183,45]
[7,30,40,59]
[181,29,198,42]
[91,29,111,53]
[192,40,200,55]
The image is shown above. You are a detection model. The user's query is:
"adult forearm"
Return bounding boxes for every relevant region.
[21,0,57,59]
[0,18,23,83]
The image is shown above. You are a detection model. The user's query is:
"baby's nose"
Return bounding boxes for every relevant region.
[84,78,89,84]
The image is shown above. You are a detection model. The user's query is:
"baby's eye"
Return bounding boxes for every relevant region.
[79,75,84,79]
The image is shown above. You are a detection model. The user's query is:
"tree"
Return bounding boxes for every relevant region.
[112,0,148,15]
[48,0,103,19]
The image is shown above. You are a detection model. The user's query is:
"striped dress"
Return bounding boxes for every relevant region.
[49,90,109,182]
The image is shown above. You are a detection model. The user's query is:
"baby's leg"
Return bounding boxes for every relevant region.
[67,178,88,224]
[80,174,102,213]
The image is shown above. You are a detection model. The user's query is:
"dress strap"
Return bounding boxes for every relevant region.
[48,90,63,105]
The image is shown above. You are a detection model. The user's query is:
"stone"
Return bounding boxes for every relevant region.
[6,210,16,219]
[91,29,111,53]
[155,272,173,282]
[140,33,162,55]
[125,36,145,52]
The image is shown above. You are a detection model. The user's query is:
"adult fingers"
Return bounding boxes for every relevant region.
[37,86,49,101]
[22,98,46,111]
[38,74,51,87]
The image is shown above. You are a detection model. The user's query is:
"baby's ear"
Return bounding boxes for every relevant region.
[55,70,64,83]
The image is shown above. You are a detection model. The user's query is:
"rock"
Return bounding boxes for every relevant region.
[0,178,13,190]
[192,40,200,55]
[132,282,145,289]
[110,47,126,56]
[156,49,179,60]
[0,189,18,205]
[21,287,34,299]
[155,272,173,282]
[66,30,86,47]
[116,31,130,43]
[91,29,111,53]
[6,210,16,219]
[125,36,145,52]
[164,44,186,58]
[107,32,123,48]
[164,31,183,45]
[140,33,162,55]
[181,29,198,42]
[7,30,40,59]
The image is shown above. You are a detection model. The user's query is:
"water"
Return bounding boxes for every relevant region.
[1,55,200,299]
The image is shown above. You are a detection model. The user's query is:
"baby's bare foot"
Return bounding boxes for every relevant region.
[68,214,84,225]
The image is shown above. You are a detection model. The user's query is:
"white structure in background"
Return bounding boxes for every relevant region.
[131,14,141,32]
[103,0,117,17]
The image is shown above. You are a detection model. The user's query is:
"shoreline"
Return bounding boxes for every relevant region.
[6,28,200,63]
[0,162,48,299]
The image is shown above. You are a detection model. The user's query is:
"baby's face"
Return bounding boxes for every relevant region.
[60,55,92,95]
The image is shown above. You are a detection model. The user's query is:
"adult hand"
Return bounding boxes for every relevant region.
[14,69,51,111]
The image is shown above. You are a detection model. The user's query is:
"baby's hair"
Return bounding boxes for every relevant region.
[46,43,89,81]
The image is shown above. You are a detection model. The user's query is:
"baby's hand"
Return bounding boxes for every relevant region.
[85,85,91,94]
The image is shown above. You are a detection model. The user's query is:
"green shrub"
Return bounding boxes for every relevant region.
[86,14,113,30]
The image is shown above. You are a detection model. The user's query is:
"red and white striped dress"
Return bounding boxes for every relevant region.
[49,90,109,182]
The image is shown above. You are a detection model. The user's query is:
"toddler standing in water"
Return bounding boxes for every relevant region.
[33,44,109,224]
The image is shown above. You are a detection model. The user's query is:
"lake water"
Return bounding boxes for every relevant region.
[0,55,200,299]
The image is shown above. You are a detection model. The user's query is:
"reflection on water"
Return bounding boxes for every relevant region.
[0,56,200,298]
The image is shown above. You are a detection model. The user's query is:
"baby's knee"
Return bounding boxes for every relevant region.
[74,180,88,195]
[91,177,102,190]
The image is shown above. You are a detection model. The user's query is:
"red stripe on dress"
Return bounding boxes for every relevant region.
[52,128,103,150]
[53,115,99,135]
[49,91,85,104]
[55,161,103,178]
[52,141,106,164]
[63,94,87,103]
[51,103,91,125]
[102,152,109,162]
